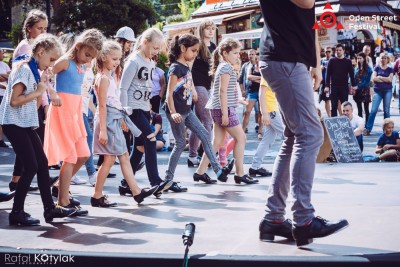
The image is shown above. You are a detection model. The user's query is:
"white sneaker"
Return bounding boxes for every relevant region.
[89,171,97,187]
[70,175,87,185]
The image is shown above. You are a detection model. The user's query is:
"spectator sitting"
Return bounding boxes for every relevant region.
[341,101,365,152]
[367,118,400,162]
[137,108,165,152]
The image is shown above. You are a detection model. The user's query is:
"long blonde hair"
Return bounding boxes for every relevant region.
[132,28,164,53]
[197,19,216,62]
[209,38,241,76]
[66,29,105,60]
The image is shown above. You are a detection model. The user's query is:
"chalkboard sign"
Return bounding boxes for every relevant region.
[323,116,364,163]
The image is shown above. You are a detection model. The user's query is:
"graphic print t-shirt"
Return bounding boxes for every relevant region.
[119,53,155,112]
[165,62,194,115]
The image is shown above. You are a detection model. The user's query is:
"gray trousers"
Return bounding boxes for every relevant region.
[165,111,221,181]
[260,61,324,226]
[251,110,284,169]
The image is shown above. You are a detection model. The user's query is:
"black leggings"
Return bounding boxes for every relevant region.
[129,109,163,186]
[356,101,370,124]
[2,124,54,212]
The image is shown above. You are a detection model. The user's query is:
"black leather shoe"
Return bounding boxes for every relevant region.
[193,173,217,184]
[52,187,81,206]
[9,210,40,226]
[153,180,173,197]
[119,185,133,196]
[292,216,349,246]
[217,158,235,182]
[133,186,159,204]
[234,174,259,184]
[60,203,88,216]
[43,205,77,222]
[249,167,272,177]
[166,182,188,193]
[0,191,15,202]
[91,195,117,208]
[9,181,38,192]
[259,219,294,241]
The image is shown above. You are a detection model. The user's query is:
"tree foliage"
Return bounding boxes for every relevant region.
[178,0,201,20]
[53,0,157,37]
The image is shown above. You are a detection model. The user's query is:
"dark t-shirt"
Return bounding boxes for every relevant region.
[248,64,261,92]
[259,0,316,68]
[163,61,194,115]
[191,42,216,89]
[377,131,399,147]
[373,66,393,90]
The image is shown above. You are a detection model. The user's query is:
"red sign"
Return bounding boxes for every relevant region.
[206,0,229,4]
[313,2,344,30]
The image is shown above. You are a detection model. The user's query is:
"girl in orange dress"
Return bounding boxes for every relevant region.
[44,29,105,215]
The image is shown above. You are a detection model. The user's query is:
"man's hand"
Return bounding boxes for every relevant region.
[310,67,322,91]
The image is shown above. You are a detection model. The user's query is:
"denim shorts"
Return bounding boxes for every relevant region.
[247,91,259,101]
[210,107,240,128]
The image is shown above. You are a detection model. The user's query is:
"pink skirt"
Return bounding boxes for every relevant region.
[44,92,89,165]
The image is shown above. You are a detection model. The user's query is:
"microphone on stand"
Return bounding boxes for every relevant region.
[182,223,196,247]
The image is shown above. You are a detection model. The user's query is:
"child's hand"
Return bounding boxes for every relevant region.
[171,113,182,123]
[261,112,271,126]
[120,120,129,132]
[383,144,392,150]
[239,99,248,105]
[36,82,47,95]
[49,90,62,107]
[99,130,108,145]
[221,114,229,126]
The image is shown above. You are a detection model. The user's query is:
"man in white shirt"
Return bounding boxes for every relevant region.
[363,45,374,69]
[341,101,365,151]
[0,49,11,148]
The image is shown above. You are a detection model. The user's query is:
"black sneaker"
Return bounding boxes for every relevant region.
[259,219,294,241]
[0,140,9,148]
[44,205,77,222]
[292,216,349,246]
[249,167,272,177]
[166,182,188,193]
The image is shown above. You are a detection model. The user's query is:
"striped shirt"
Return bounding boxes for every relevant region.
[0,64,39,128]
[206,62,238,109]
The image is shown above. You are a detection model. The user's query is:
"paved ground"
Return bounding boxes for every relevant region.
[0,94,399,263]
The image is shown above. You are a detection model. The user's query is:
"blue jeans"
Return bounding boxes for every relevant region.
[83,114,96,176]
[365,88,392,131]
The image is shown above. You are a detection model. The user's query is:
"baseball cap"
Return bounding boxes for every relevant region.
[115,26,135,42]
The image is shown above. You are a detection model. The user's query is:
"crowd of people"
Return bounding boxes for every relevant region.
[319,42,400,160]
[0,0,399,247]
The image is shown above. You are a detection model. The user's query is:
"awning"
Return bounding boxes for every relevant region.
[316,3,395,16]
[221,28,262,40]
[383,21,400,31]
[163,10,253,32]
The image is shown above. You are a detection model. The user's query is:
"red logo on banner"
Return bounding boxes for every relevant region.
[313,2,344,30]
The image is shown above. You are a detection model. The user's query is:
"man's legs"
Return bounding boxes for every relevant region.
[261,61,323,226]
